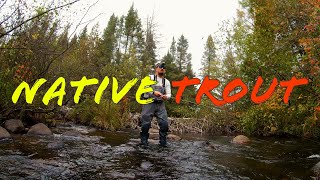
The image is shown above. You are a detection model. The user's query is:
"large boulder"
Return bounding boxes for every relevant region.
[0,126,11,139]
[27,123,52,136]
[4,119,25,133]
[232,135,250,144]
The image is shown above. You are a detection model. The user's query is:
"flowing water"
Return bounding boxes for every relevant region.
[0,124,319,179]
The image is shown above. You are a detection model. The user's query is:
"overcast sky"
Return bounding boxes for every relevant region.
[73,0,240,77]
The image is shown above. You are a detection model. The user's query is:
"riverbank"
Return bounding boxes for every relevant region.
[126,112,240,136]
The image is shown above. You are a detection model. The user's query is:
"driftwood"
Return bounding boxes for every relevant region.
[128,113,211,134]
[169,117,210,134]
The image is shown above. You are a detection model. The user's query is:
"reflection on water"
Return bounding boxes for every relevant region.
[0,124,319,179]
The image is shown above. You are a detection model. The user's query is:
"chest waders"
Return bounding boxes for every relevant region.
[140,75,169,147]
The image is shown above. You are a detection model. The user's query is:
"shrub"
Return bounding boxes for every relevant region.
[71,96,129,131]
[239,88,320,137]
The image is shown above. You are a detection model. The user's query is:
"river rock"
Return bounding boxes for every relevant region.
[0,126,11,139]
[168,134,182,141]
[4,119,25,133]
[47,141,64,150]
[148,132,181,141]
[110,172,135,179]
[130,138,158,145]
[232,135,250,144]
[308,154,320,159]
[149,128,159,134]
[88,128,96,133]
[63,130,82,137]
[312,161,320,177]
[205,141,217,150]
[27,123,53,136]
[149,133,159,139]
[140,161,153,170]
[148,139,158,144]
[59,105,74,120]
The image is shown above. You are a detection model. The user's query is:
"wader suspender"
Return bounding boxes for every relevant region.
[154,75,166,88]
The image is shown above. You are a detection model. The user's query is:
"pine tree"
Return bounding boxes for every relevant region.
[124,4,144,55]
[176,34,189,72]
[200,35,219,78]
[162,51,179,80]
[100,14,118,65]
[170,37,176,61]
[223,49,239,82]
[140,15,157,76]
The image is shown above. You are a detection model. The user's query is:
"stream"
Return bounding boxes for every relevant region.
[0,123,319,179]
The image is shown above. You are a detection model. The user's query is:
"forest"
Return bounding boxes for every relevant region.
[0,0,319,137]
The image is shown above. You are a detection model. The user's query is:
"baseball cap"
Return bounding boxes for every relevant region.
[155,63,166,69]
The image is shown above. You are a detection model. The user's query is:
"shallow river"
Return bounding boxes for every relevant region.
[0,124,319,179]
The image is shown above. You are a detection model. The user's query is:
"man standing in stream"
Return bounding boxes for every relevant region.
[140,62,172,148]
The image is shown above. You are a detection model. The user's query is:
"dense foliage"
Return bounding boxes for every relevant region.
[209,0,320,137]
[0,0,319,137]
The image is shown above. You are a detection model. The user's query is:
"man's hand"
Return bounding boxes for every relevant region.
[161,95,168,100]
[153,91,163,97]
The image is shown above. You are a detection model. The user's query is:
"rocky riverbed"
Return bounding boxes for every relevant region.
[0,123,320,179]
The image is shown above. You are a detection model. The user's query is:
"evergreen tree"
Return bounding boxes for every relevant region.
[162,51,179,80]
[170,37,176,61]
[124,4,144,56]
[140,15,157,76]
[100,14,118,65]
[176,34,189,72]
[223,49,239,82]
[200,35,219,79]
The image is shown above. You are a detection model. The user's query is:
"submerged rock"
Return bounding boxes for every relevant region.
[62,130,81,137]
[53,130,101,142]
[205,141,216,150]
[27,123,52,136]
[47,141,64,150]
[110,171,135,179]
[130,138,158,145]
[146,130,182,141]
[232,135,250,144]
[141,161,153,170]
[0,126,11,139]
[4,119,25,133]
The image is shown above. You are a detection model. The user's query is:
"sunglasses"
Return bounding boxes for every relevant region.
[157,63,166,69]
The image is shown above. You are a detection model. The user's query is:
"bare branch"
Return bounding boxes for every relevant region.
[0,0,80,39]
[68,0,100,38]
[36,0,101,79]
[78,13,103,26]
[0,0,8,10]
[0,7,18,26]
